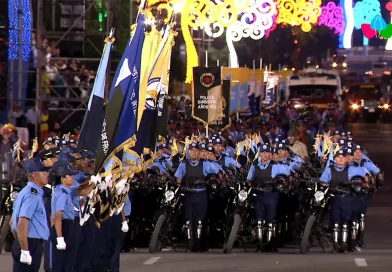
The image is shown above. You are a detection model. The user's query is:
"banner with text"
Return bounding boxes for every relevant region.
[192,67,222,124]
[210,80,231,129]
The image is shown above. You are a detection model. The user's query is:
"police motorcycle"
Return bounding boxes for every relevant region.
[0,182,24,253]
[149,178,184,253]
[300,180,356,254]
[223,177,284,254]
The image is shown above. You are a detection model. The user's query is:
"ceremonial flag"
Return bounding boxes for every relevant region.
[137,24,161,131]
[78,33,114,152]
[192,66,222,124]
[134,25,176,154]
[156,56,171,139]
[210,80,231,130]
[94,11,145,173]
[239,68,249,111]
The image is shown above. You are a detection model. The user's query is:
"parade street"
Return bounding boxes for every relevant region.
[1,123,391,272]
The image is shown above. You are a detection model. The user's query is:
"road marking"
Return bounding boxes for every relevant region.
[144,257,161,265]
[354,258,368,267]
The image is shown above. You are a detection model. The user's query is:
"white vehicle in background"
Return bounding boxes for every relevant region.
[285,68,342,111]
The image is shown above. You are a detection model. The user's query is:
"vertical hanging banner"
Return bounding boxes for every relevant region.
[255,70,264,116]
[192,67,222,124]
[262,75,280,109]
[209,80,231,129]
[222,67,240,114]
[239,68,249,111]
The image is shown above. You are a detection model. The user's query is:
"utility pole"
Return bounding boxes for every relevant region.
[35,0,43,138]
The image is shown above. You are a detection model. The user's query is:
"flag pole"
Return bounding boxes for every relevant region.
[205,50,208,137]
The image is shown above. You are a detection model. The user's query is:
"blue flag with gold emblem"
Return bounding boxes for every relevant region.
[95,13,145,173]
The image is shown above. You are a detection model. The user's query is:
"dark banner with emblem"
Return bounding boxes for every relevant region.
[210,80,231,130]
[192,67,222,124]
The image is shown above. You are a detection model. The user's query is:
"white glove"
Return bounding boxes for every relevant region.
[121,221,129,232]
[86,189,95,198]
[121,183,130,195]
[105,174,113,186]
[56,237,66,250]
[115,179,127,195]
[90,174,101,186]
[97,182,107,192]
[20,250,32,265]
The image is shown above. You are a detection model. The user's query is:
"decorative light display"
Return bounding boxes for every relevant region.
[339,0,354,49]
[8,0,18,60]
[275,0,322,32]
[317,2,344,34]
[8,0,31,61]
[223,0,278,68]
[385,2,392,50]
[96,0,107,32]
[353,0,381,45]
[21,0,32,61]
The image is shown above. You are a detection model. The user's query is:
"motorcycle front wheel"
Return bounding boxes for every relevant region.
[149,214,167,254]
[0,215,11,254]
[223,214,242,254]
[300,214,316,254]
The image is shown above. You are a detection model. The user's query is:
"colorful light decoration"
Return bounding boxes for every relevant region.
[8,0,31,61]
[339,0,354,49]
[224,0,278,68]
[96,0,107,32]
[385,2,392,50]
[354,0,381,45]
[275,0,322,32]
[317,2,345,34]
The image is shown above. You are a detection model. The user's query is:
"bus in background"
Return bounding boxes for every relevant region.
[285,68,341,111]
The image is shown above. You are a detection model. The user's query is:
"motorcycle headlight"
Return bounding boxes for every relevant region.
[314,191,324,202]
[164,190,175,202]
[238,190,248,202]
[10,191,19,201]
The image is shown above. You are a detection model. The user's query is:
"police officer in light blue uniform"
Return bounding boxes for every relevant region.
[275,143,295,174]
[11,158,50,272]
[212,138,241,169]
[247,144,288,248]
[319,149,366,252]
[174,142,219,250]
[351,143,382,248]
[108,195,131,272]
[50,160,78,272]
[150,143,171,174]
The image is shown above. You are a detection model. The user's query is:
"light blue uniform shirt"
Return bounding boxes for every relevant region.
[151,160,168,174]
[215,154,241,169]
[12,181,49,240]
[123,195,131,217]
[355,158,380,175]
[51,185,75,220]
[247,159,291,180]
[174,160,220,179]
[319,165,367,184]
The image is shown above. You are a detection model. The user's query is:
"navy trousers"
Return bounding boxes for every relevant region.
[12,238,44,272]
[252,191,279,223]
[183,191,208,221]
[51,220,75,272]
[73,217,97,272]
[108,214,126,272]
[43,196,51,272]
[330,195,352,224]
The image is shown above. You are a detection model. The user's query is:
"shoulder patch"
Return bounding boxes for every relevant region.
[31,188,38,195]
[62,188,68,194]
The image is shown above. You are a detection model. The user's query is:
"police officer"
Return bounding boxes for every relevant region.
[108,196,131,272]
[246,144,289,250]
[50,160,78,272]
[151,143,171,174]
[36,148,59,272]
[43,137,57,150]
[319,149,366,252]
[174,142,219,251]
[212,138,241,169]
[11,158,50,272]
[352,144,382,247]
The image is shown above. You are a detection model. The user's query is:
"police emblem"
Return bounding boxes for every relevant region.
[200,73,215,88]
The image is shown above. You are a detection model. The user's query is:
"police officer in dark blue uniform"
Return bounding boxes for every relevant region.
[11,158,50,272]
[50,160,78,272]
[319,149,366,252]
[174,142,219,251]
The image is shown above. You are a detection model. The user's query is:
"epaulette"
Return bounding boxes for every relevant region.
[62,188,68,194]
[31,188,38,195]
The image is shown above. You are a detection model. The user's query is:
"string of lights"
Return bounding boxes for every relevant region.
[8,0,18,60]
[96,0,107,31]
[21,0,32,61]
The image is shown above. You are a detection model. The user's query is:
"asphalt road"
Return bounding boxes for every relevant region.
[0,123,391,271]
